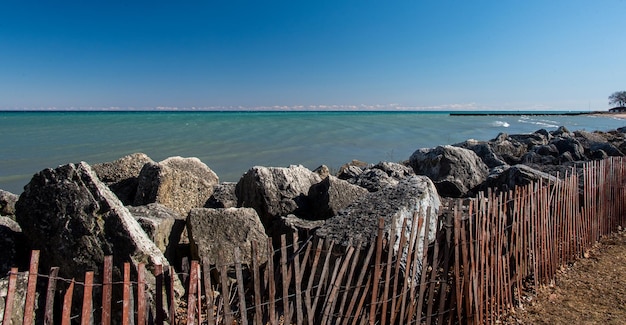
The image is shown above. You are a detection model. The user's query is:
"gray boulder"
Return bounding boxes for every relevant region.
[127,203,186,264]
[316,175,440,273]
[482,164,559,192]
[307,176,368,220]
[489,133,528,165]
[0,190,18,217]
[15,162,183,314]
[409,145,489,197]
[205,182,238,209]
[348,162,415,192]
[93,153,155,205]
[134,156,219,216]
[0,217,30,275]
[454,139,508,168]
[187,208,270,266]
[274,214,326,239]
[550,137,586,161]
[235,165,322,228]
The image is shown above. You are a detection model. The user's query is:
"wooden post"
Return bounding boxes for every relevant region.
[292,233,304,325]
[123,263,131,325]
[137,263,147,325]
[280,234,291,323]
[234,249,249,325]
[61,279,75,325]
[23,250,40,325]
[187,260,199,325]
[102,256,112,325]
[3,267,18,325]
[267,238,277,325]
[369,218,385,325]
[154,264,164,325]
[169,266,177,325]
[219,253,234,325]
[252,242,263,325]
[44,267,60,325]
[203,262,216,325]
[81,271,94,325]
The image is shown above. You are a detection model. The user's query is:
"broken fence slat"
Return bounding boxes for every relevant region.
[23,249,40,325]
[102,256,113,325]
[3,267,19,325]
[123,263,131,325]
[61,279,75,325]
[187,260,199,325]
[138,263,147,325]
[81,271,94,325]
[234,248,249,325]
[44,267,60,325]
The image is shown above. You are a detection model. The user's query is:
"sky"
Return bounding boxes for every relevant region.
[1,1,625,111]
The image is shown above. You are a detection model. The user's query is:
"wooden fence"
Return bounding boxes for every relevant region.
[2,157,626,324]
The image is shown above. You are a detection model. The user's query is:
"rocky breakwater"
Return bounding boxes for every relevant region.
[1,124,626,321]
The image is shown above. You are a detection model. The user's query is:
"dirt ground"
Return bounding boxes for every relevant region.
[505,228,626,325]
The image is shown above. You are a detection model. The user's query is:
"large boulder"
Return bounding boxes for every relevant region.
[454,139,508,169]
[0,190,18,217]
[92,153,155,205]
[0,217,30,275]
[205,182,238,209]
[235,165,322,228]
[346,162,415,192]
[134,157,219,216]
[481,164,560,192]
[550,137,586,161]
[127,203,186,266]
[15,162,183,316]
[489,133,528,165]
[316,175,440,273]
[307,176,368,220]
[409,145,489,197]
[187,208,270,266]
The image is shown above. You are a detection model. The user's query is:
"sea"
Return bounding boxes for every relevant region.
[1,110,625,195]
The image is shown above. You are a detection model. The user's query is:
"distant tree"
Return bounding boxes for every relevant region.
[609,91,626,107]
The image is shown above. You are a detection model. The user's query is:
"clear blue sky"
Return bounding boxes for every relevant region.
[1,1,625,111]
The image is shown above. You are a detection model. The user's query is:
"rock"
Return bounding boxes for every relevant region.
[481,164,559,192]
[134,156,219,216]
[274,214,326,239]
[489,133,528,165]
[533,144,560,157]
[313,165,330,179]
[574,130,624,158]
[92,153,155,205]
[205,182,238,209]
[0,271,32,324]
[316,175,440,274]
[0,217,30,275]
[550,137,586,161]
[187,208,269,266]
[127,203,186,265]
[454,139,508,168]
[409,145,489,197]
[235,165,322,228]
[509,131,549,149]
[349,162,415,192]
[337,165,364,181]
[307,176,368,220]
[0,190,18,216]
[15,162,183,317]
[551,126,573,138]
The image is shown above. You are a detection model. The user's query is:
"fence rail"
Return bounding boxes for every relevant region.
[2,157,626,324]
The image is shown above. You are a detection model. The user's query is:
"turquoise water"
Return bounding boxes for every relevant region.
[1,111,625,194]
